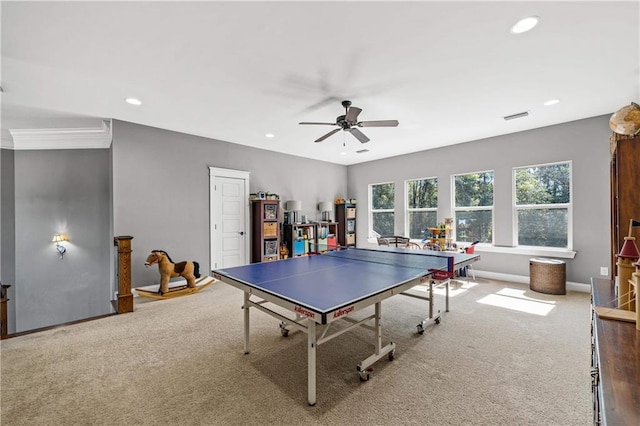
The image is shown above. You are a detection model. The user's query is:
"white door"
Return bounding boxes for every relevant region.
[210,167,250,270]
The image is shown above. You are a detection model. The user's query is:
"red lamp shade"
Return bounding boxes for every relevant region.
[617,237,640,259]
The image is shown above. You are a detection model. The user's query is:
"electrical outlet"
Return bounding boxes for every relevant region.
[600,267,608,276]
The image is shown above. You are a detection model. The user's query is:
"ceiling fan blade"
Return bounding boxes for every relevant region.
[299,122,338,126]
[299,96,342,114]
[349,128,370,143]
[315,128,341,143]
[357,120,399,127]
[345,106,362,122]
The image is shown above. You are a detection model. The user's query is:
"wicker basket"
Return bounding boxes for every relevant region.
[529,258,566,295]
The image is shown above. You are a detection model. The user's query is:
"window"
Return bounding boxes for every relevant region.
[370,182,395,237]
[514,162,571,248]
[453,171,494,243]
[406,177,438,239]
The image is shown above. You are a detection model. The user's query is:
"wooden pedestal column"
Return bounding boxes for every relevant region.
[0,283,10,339]
[114,236,134,314]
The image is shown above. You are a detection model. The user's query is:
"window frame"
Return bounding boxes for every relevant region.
[512,160,573,250]
[452,169,495,244]
[404,176,438,241]
[369,181,395,238]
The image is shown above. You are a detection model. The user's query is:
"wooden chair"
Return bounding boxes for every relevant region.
[378,236,409,247]
[377,237,390,246]
[405,242,422,250]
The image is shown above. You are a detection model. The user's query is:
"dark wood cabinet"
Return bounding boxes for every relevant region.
[610,134,640,275]
[590,277,640,425]
[335,202,356,247]
[251,200,280,263]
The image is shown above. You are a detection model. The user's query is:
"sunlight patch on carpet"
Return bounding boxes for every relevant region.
[476,288,556,316]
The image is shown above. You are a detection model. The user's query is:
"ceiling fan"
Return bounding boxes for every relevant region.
[299,100,399,143]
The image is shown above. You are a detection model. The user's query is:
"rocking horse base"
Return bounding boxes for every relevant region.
[135,276,215,300]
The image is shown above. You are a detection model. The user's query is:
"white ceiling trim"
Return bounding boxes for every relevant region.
[7,120,112,150]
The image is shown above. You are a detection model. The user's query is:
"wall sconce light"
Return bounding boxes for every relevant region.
[52,234,68,259]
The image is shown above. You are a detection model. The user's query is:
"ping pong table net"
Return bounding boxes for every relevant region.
[322,248,454,279]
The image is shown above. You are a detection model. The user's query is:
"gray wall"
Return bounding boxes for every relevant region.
[1,114,613,333]
[112,120,347,287]
[0,148,16,332]
[13,149,112,332]
[347,115,612,285]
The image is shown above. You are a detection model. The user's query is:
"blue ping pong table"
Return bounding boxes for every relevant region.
[213,247,479,406]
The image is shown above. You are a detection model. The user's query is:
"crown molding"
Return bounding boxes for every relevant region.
[6,120,112,150]
[1,129,15,150]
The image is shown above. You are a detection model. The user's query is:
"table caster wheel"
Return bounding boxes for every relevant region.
[359,368,373,381]
[279,323,289,337]
[435,317,441,325]
[417,324,424,334]
[388,350,396,361]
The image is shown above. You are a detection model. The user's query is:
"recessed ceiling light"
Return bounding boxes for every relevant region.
[265,133,275,138]
[543,99,560,106]
[125,97,142,106]
[510,16,539,34]
[340,151,347,155]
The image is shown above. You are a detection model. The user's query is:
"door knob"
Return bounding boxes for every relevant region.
[239,231,244,236]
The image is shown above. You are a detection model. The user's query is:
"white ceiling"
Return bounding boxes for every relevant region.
[1,1,638,165]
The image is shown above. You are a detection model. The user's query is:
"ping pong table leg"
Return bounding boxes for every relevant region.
[307,320,317,406]
[356,301,396,380]
[429,280,434,319]
[446,280,450,312]
[375,302,382,355]
[243,292,250,355]
[416,280,442,334]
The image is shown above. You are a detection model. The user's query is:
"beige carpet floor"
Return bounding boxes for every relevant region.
[1,278,591,425]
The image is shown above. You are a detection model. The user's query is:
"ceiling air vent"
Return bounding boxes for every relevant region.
[356,149,369,154]
[503,111,529,121]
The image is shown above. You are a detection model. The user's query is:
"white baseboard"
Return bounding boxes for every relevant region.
[473,269,591,293]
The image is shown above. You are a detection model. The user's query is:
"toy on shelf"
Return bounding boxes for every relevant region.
[595,219,640,324]
[423,219,454,251]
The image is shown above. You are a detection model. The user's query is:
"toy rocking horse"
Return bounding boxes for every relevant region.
[144,250,201,295]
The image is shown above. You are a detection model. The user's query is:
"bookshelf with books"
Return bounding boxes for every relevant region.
[283,223,317,257]
[315,222,338,252]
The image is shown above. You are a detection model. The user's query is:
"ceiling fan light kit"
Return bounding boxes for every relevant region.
[299,100,399,144]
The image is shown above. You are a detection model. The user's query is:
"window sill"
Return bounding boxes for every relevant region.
[366,239,577,259]
[476,245,577,259]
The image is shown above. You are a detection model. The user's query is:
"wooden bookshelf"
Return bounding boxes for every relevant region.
[283,223,317,257]
[336,202,356,247]
[251,200,281,263]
